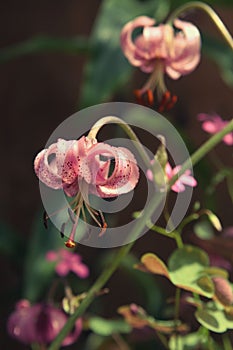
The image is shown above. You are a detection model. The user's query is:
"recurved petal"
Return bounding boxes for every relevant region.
[180,172,197,187]
[34,145,63,189]
[34,139,77,190]
[223,133,233,145]
[171,180,186,193]
[84,142,139,197]
[166,19,201,78]
[120,16,156,66]
[97,146,139,197]
[55,139,76,175]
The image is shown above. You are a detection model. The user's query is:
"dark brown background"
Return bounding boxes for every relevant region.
[0,1,232,349]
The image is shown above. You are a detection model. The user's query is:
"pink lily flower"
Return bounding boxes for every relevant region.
[120,16,201,111]
[34,136,139,247]
[7,299,82,346]
[197,113,233,145]
[165,162,197,193]
[46,248,89,278]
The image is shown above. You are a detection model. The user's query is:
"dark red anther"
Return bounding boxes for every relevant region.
[165,94,178,111]
[60,223,66,238]
[99,222,107,237]
[134,89,155,107]
[134,89,144,105]
[158,91,171,112]
[146,89,154,106]
[65,239,76,248]
[43,211,48,229]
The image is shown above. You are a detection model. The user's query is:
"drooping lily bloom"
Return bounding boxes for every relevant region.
[7,299,82,346]
[197,113,233,145]
[34,136,139,247]
[46,248,89,278]
[120,16,201,111]
[147,161,197,193]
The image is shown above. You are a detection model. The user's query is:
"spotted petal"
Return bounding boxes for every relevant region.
[86,143,139,198]
[34,139,75,189]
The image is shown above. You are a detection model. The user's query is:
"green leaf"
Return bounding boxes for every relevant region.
[140,253,169,277]
[79,0,170,107]
[23,211,64,302]
[195,302,233,333]
[203,35,233,88]
[169,329,221,350]
[194,220,215,239]
[203,267,229,279]
[88,316,131,336]
[168,245,214,297]
[0,36,90,63]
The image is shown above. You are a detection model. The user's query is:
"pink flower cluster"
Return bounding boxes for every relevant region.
[120,16,201,109]
[147,162,197,193]
[34,136,139,198]
[198,113,233,146]
[46,248,89,278]
[7,299,82,346]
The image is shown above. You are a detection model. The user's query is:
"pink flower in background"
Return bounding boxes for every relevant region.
[46,248,89,278]
[197,113,233,145]
[7,299,82,346]
[120,16,201,110]
[165,162,197,193]
[147,161,197,193]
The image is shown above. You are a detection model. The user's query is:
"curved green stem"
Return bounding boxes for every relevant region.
[170,119,233,187]
[48,119,233,350]
[174,287,181,326]
[222,333,233,350]
[88,116,152,169]
[166,1,233,50]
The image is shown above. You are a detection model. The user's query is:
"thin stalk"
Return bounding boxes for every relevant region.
[0,36,90,63]
[177,213,199,234]
[222,333,233,350]
[48,119,233,350]
[227,175,233,203]
[87,116,152,169]
[155,331,169,349]
[166,1,233,50]
[173,287,181,350]
[150,221,183,248]
[170,119,233,187]
[174,287,181,322]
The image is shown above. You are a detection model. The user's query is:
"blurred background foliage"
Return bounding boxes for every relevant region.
[0,0,232,349]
